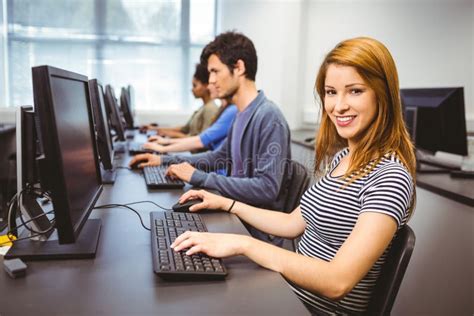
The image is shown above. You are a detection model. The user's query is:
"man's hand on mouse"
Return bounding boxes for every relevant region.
[179,189,233,212]
[129,153,161,169]
[166,163,196,183]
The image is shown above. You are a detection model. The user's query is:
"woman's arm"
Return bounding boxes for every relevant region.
[144,136,205,153]
[157,126,182,133]
[179,190,306,239]
[159,129,188,138]
[172,211,397,301]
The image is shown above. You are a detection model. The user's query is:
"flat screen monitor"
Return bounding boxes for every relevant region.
[89,79,117,184]
[127,85,134,110]
[104,85,126,141]
[120,86,135,129]
[401,87,468,157]
[15,106,53,238]
[6,66,103,260]
[89,79,115,170]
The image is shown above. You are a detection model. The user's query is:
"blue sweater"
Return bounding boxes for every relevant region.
[162,91,292,242]
[199,105,237,150]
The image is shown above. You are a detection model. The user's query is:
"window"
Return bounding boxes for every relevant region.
[6,0,216,111]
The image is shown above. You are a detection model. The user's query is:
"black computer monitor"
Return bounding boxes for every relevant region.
[89,79,117,184]
[120,86,135,129]
[127,85,134,109]
[15,106,53,238]
[401,87,468,169]
[6,66,103,260]
[104,85,126,141]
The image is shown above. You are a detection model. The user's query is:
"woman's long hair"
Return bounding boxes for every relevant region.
[314,37,417,215]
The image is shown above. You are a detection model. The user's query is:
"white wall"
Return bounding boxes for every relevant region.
[302,0,474,124]
[218,0,306,129]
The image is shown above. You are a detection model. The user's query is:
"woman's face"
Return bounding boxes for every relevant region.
[191,78,208,99]
[323,64,377,148]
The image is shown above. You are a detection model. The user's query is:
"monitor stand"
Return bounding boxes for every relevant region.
[4,219,101,261]
[101,166,117,184]
[114,141,127,154]
[124,129,137,139]
[416,150,461,174]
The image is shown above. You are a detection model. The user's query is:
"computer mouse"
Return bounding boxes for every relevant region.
[150,123,158,127]
[129,160,141,169]
[172,198,203,212]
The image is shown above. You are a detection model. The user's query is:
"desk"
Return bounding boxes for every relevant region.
[0,153,308,315]
[417,171,474,206]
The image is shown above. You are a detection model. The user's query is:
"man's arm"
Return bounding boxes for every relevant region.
[161,137,230,171]
[189,121,289,207]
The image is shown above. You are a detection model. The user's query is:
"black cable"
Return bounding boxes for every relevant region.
[0,210,55,247]
[15,186,55,235]
[116,166,131,170]
[5,210,55,240]
[0,232,45,247]
[121,200,173,211]
[18,210,56,235]
[94,203,151,231]
[6,185,52,236]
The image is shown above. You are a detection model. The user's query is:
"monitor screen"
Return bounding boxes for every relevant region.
[120,87,134,129]
[104,85,126,141]
[401,87,468,156]
[89,79,114,170]
[33,66,102,244]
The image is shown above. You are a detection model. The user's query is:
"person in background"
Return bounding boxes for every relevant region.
[141,63,219,138]
[143,82,237,153]
[130,31,292,246]
[170,37,417,315]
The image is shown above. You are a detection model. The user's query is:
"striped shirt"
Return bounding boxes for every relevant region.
[289,148,414,315]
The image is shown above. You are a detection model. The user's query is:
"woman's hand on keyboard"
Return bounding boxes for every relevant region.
[178,189,232,212]
[171,231,249,258]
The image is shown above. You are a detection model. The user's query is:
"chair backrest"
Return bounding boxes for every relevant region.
[367,225,416,315]
[283,160,311,212]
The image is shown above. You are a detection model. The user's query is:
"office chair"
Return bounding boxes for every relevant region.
[282,160,311,251]
[367,225,416,315]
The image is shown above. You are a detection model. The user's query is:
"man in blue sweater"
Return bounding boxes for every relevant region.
[130,31,291,244]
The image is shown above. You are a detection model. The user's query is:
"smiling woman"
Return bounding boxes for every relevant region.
[170,37,417,315]
[323,64,378,148]
[314,37,417,182]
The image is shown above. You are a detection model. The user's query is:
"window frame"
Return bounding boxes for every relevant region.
[4,0,217,110]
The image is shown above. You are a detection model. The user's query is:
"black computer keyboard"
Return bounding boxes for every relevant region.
[128,142,154,155]
[150,211,227,281]
[143,166,185,189]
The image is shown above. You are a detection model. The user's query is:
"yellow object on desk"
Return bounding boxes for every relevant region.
[0,234,16,247]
